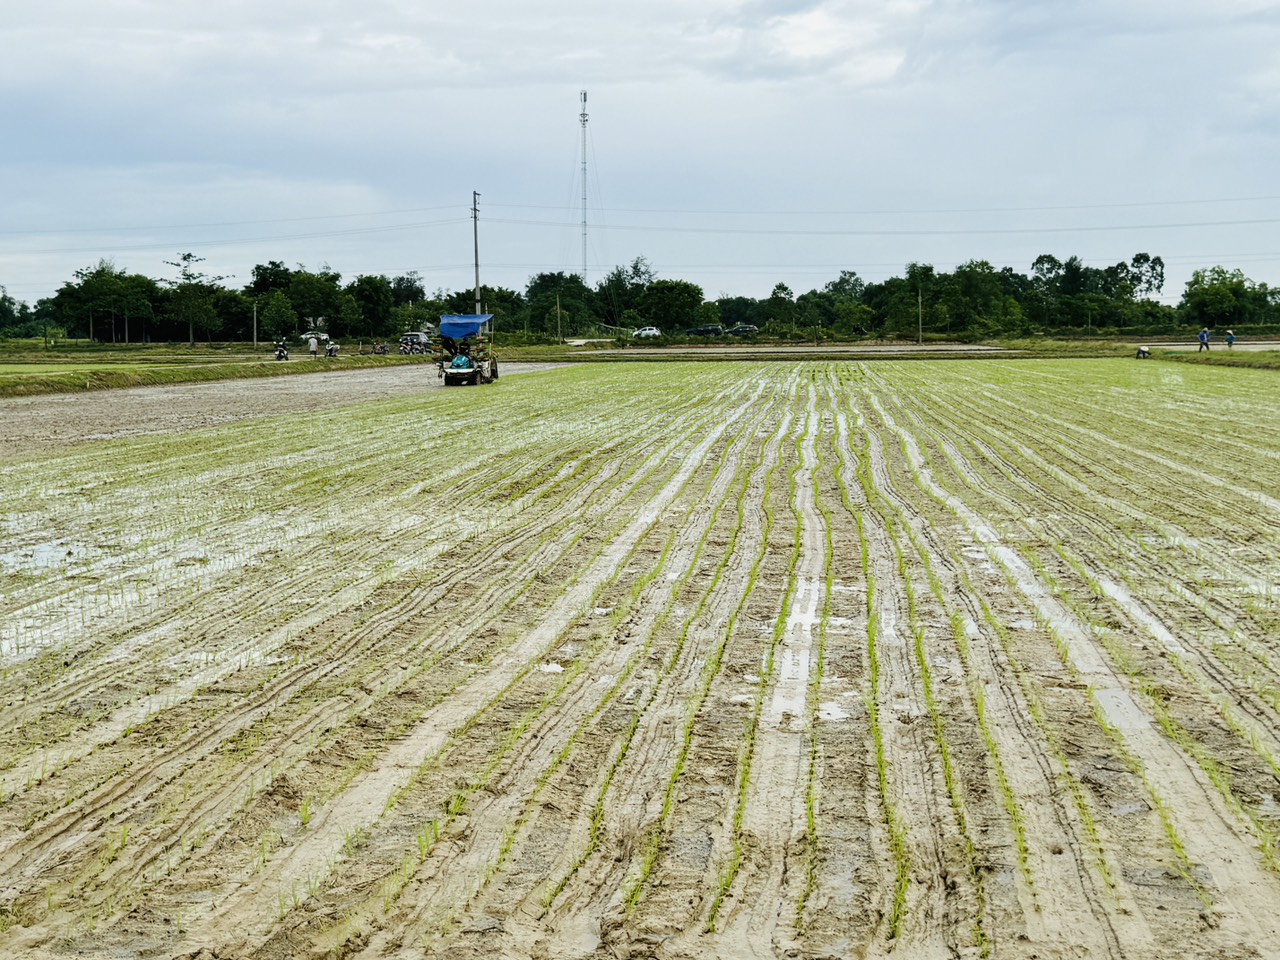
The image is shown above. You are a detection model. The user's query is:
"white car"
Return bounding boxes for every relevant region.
[632,326,662,338]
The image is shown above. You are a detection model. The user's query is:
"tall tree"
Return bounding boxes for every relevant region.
[390,271,426,306]
[640,279,704,332]
[1129,253,1165,298]
[163,253,226,345]
[259,290,298,339]
[247,261,293,297]
[347,275,395,337]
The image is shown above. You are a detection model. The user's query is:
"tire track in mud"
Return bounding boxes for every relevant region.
[883,377,1280,858]
[0,373,747,942]
[857,379,1145,956]
[342,378,796,959]
[866,382,1280,953]
[159,378,772,956]
[7,361,1280,960]
[2,378,714,746]
[1,421,658,832]
[697,381,824,958]
[543,380,800,958]
[423,376,799,960]
[844,387,982,957]
[914,405,1280,878]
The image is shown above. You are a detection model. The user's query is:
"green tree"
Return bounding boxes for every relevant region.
[247,261,293,297]
[164,253,226,345]
[329,292,363,339]
[1129,253,1165,298]
[1180,266,1268,328]
[640,279,704,332]
[390,272,426,306]
[259,290,298,339]
[347,275,395,338]
[823,269,865,302]
[524,273,592,335]
[596,256,655,325]
[760,282,796,335]
[716,296,761,330]
[288,267,343,331]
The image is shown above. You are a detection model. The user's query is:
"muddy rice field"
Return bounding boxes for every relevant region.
[2,359,1279,960]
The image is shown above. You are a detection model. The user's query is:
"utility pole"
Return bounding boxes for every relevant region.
[253,300,258,349]
[472,190,482,316]
[580,90,588,284]
[918,288,923,345]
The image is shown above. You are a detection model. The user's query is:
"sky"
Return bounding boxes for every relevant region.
[2,0,1279,306]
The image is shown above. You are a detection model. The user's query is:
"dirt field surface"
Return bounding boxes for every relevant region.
[2,359,1280,960]
[0,363,551,461]
[593,343,1016,358]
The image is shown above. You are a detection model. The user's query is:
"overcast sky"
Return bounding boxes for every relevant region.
[3,0,1278,305]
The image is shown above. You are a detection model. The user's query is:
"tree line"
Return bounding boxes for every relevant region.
[2,251,1278,344]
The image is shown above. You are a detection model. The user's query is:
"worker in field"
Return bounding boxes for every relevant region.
[1227,329,1236,349]
[1198,328,1210,351]
[309,335,319,359]
[1136,345,1151,359]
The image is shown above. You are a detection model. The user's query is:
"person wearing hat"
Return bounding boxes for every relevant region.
[1198,328,1210,351]
[1226,329,1236,349]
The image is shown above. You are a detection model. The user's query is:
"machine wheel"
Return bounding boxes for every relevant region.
[469,372,479,386]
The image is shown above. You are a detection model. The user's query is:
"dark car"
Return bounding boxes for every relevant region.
[686,324,725,337]
[726,324,758,337]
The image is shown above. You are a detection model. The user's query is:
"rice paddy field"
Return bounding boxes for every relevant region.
[2,359,1279,960]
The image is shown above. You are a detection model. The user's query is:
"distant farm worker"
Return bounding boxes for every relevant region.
[1227,329,1236,349]
[1136,345,1151,359]
[309,335,318,359]
[1198,328,1210,351]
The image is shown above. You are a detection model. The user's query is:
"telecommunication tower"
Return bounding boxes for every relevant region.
[580,90,588,284]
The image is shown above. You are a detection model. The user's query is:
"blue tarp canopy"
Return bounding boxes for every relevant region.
[439,314,493,339]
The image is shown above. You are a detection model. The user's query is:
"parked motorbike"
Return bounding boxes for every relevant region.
[274,340,289,361]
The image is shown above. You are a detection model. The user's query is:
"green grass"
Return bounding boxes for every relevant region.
[1161,350,1280,370]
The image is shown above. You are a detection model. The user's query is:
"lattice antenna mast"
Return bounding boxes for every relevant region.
[580,90,588,284]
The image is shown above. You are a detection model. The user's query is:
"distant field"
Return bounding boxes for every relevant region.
[2,359,1279,959]
[0,362,225,375]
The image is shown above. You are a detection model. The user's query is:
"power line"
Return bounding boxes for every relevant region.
[488,215,1280,238]
[487,194,1280,217]
[0,205,463,237]
[0,217,470,257]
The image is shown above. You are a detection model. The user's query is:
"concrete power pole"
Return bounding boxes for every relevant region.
[472,191,481,316]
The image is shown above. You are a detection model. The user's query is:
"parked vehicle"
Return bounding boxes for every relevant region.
[632,326,662,338]
[686,324,725,337]
[273,339,289,361]
[299,331,329,344]
[726,324,759,337]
